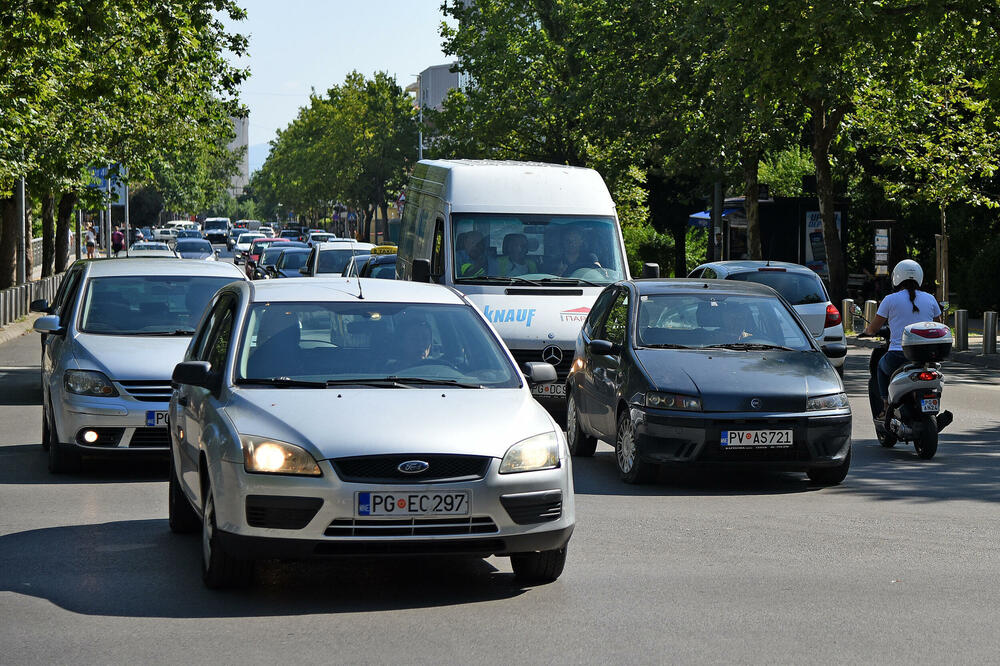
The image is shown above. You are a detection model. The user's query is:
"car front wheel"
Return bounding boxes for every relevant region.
[510,546,567,584]
[169,458,200,534]
[615,410,656,484]
[202,488,254,588]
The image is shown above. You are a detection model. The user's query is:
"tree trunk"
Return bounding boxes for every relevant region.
[0,198,17,289]
[810,101,848,305]
[55,192,77,272]
[41,191,55,277]
[742,151,762,260]
[379,201,389,243]
[362,206,374,243]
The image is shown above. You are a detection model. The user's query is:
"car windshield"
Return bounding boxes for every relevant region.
[726,270,827,306]
[204,220,228,230]
[450,213,626,285]
[79,276,236,335]
[175,240,212,253]
[371,263,396,279]
[318,248,367,273]
[636,293,812,350]
[261,246,287,266]
[279,231,299,238]
[238,234,263,244]
[277,250,309,270]
[235,302,520,388]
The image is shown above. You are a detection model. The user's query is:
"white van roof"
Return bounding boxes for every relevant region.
[411,159,617,216]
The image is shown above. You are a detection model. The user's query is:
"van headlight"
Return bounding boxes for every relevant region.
[64,370,118,397]
[241,435,322,476]
[806,392,849,411]
[499,432,560,474]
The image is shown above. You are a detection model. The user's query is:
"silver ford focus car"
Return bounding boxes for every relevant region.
[167,278,574,588]
[32,258,246,472]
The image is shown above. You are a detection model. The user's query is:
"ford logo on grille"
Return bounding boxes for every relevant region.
[398,460,429,474]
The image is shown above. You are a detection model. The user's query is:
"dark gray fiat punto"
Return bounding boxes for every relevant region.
[566,279,851,485]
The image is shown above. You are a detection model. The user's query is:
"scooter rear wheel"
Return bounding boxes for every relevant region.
[914,415,938,459]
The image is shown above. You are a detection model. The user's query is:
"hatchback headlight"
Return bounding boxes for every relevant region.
[64,370,118,397]
[241,435,322,476]
[499,432,560,474]
[645,391,701,411]
[806,392,849,411]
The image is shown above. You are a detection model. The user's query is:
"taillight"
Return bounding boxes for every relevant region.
[824,303,842,328]
[910,370,940,382]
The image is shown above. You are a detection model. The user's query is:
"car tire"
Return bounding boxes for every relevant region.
[201,488,253,589]
[510,546,567,584]
[807,446,851,485]
[169,458,200,534]
[566,392,597,457]
[615,410,656,484]
[41,406,51,452]
[48,441,80,474]
[914,415,938,460]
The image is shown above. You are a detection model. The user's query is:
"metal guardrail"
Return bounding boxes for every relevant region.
[0,273,64,328]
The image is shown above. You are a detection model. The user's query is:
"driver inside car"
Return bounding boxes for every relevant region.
[389,315,435,371]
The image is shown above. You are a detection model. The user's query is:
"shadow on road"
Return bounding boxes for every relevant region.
[0,519,527,618]
[0,367,41,406]
[0,443,168,485]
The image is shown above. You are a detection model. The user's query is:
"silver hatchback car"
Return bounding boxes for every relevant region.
[33,258,246,472]
[688,261,847,375]
[167,278,574,588]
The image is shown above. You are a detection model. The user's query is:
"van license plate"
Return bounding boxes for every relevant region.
[145,410,168,427]
[721,430,792,448]
[920,398,939,413]
[532,383,565,397]
[357,491,470,516]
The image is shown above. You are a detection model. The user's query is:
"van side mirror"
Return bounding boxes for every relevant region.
[642,263,660,279]
[412,258,432,283]
[172,361,214,389]
[524,362,557,384]
[589,339,618,356]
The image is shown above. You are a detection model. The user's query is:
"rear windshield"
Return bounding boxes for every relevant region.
[175,240,212,252]
[277,250,309,270]
[79,276,236,335]
[727,270,827,305]
[318,248,367,274]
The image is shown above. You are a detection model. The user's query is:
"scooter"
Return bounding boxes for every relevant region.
[857,317,954,459]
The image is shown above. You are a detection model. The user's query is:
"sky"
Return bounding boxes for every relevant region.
[227,0,454,171]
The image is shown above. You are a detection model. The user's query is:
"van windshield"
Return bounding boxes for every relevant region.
[451,214,625,285]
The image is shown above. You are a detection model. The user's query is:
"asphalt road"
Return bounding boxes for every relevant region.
[1,328,998,663]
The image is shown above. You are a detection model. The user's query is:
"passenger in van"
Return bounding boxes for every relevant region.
[497,233,537,276]
[552,228,601,276]
[457,231,490,278]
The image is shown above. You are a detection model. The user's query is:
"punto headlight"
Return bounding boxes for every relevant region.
[241,435,322,476]
[64,370,118,397]
[499,432,560,474]
[645,391,701,411]
[806,392,849,411]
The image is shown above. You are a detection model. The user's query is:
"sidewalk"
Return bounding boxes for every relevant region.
[848,334,1000,370]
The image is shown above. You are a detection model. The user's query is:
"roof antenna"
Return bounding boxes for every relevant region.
[355,275,365,300]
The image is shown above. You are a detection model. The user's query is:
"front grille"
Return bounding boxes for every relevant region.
[246,496,323,529]
[117,380,172,403]
[325,516,499,537]
[314,539,505,556]
[509,348,574,380]
[500,490,563,525]
[332,454,491,484]
[127,428,170,448]
[76,427,124,447]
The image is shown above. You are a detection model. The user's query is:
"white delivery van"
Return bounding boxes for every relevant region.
[397,159,630,415]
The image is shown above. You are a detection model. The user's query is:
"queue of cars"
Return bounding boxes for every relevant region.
[33,160,853,589]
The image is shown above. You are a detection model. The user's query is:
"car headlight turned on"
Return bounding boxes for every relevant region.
[499,432,560,474]
[64,370,119,397]
[645,391,701,411]
[806,392,850,411]
[241,435,322,476]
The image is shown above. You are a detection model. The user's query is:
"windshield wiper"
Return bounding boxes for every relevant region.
[535,276,603,288]
[639,343,693,349]
[238,377,328,388]
[132,328,196,336]
[455,276,544,287]
[386,376,484,388]
[701,343,796,351]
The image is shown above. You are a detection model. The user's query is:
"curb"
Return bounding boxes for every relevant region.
[0,313,40,348]
[848,336,1000,370]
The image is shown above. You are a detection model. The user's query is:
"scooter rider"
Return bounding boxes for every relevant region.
[863,259,942,419]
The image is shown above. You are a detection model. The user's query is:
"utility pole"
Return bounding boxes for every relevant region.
[123,167,130,257]
[417,74,423,161]
[16,177,26,284]
[75,209,82,259]
[106,165,112,257]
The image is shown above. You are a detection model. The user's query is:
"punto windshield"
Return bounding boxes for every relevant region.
[235,302,521,388]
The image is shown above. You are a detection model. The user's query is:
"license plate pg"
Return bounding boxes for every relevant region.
[357,491,469,517]
[145,410,168,427]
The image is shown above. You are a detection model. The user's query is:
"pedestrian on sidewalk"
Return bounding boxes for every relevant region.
[111,226,125,257]
[85,225,96,259]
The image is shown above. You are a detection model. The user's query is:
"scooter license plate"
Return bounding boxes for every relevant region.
[920,398,939,413]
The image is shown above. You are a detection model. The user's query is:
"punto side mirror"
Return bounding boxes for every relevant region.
[172,361,214,390]
[525,362,557,384]
[588,339,618,356]
[30,299,50,313]
[821,343,847,359]
[33,315,64,335]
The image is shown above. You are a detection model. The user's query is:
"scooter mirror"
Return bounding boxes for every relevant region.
[852,305,863,315]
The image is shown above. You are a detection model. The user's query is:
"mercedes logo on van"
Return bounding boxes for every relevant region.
[398,460,429,474]
[750,398,762,410]
[542,345,563,365]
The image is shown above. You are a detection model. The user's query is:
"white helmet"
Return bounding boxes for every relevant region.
[892,259,923,287]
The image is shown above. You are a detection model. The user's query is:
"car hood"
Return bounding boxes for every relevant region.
[634,348,841,413]
[177,251,213,260]
[73,333,192,381]
[224,388,554,460]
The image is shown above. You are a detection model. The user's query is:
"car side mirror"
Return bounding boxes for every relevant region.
[214,249,220,256]
[30,299,50,313]
[412,258,432,283]
[299,266,310,275]
[642,263,660,279]
[821,343,847,359]
[33,315,64,335]
[589,339,618,356]
[172,361,214,389]
[524,362,557,384]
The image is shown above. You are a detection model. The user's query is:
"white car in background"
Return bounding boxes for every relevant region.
[301,240,375,276]
[233,232,265,264]
[258,226,275,237]
[688,260,847,376]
